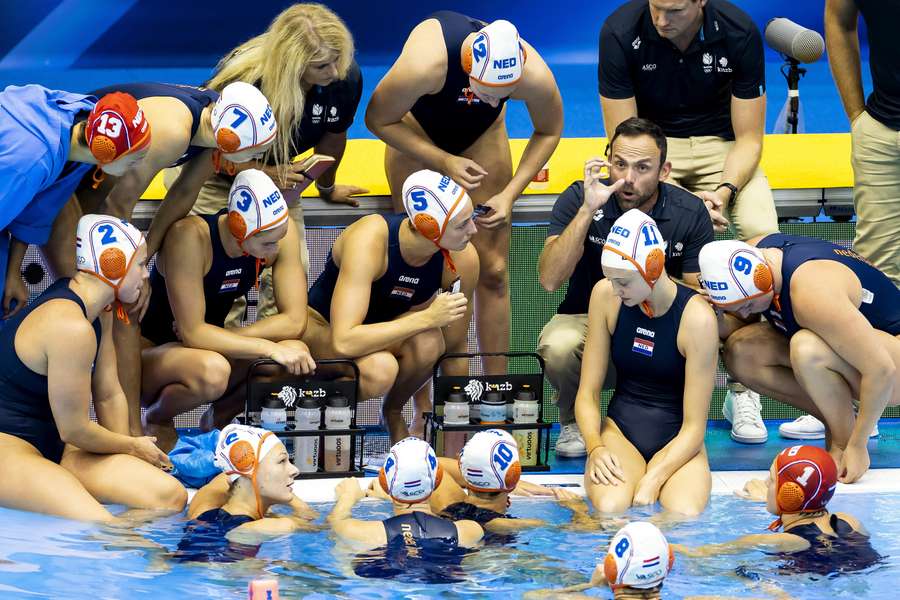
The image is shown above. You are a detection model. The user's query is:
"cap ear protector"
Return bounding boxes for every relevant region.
[99,247,128,280]
[228,210,249,241]
[413,213,442,242]
[228,439,258,475]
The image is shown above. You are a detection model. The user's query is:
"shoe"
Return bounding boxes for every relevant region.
[555,423,587,458]
[779,415,826,440]
[723,389,768,444]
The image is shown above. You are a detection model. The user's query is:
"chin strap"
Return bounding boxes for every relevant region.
[91,166,106,190]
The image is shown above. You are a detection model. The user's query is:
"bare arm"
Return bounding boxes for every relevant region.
[327,479,387,545]
[227,496,319,544]
[501,43,563,201]
[575,281,616,455]
[599,96,638,138]
[825,0,866,122]
[454,519,485,548]
[144,150,215,257]
[90,311,129,435]
[364,20,451,172]
[329,219,453,357]
[642,297,717,484]
[188,473,230,519]
[673,533,809,558]
[716,96,765,209]
[162,219,279,359]
[232,219,307,341]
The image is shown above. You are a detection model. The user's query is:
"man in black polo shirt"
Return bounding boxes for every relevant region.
[599,0,778,444]
[598,0,777,240]
[537,117,713,457]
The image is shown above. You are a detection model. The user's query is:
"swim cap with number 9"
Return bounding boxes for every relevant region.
[698,240,774,307]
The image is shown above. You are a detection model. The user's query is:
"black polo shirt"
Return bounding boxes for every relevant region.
[548,181,714,315]
[598,0,765,139]
[856,1,900,130]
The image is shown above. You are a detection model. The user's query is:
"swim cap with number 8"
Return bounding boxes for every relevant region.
[604,521,673,590]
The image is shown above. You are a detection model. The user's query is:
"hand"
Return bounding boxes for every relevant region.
[335,477,365,502]
[734,478,768,502]
[839,444,870,484]
[3,271,28,319]
[669,543,703,558]
[126,279,152,322]
[319,184,368,208]
[632,474,662,506]
[582,157,624,213]
[289,495,319,520]
[366,478,392,500]
[131,436,173,470]
[269,341,317,376]
[696,190,730,233]
[263,162,311,189]
[425,291,467,328]
[442,155,488,190]
[473,193,512,230]
[549,486,580,501]
[587,446,626,486]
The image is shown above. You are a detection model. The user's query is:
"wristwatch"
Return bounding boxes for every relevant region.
[715,182,738,204]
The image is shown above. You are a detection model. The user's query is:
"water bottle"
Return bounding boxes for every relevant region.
[324,394,352,472]
[442,387,471,458]
[260,394,287,431]
[293,397,321,473]
[480,391,507,424]
[512,386,540,467]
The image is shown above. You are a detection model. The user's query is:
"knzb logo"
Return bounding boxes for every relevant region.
[463,379,512,402]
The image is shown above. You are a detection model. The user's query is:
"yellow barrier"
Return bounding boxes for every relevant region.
[142,133,853,200]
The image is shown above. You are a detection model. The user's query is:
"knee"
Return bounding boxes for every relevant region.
[360,352,399,399]
[408,328,446,368]
[587,487,630,515]
[789,329,831,371]
[194,353,231,401]
[151,476,188,512]
[723,329,764,380]
[538,328,584,377]
[478,256,508,292]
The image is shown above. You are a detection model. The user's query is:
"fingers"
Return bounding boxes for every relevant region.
[466,159,489,177]
[346,186,369,196]
[589,464,602,486]
[476,213,507,229]
[608,178,626,193]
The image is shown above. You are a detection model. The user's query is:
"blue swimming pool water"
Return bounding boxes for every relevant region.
[0,492,896,598]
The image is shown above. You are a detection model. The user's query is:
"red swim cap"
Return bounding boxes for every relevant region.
[85,92,151,164]
[775,445,838,514]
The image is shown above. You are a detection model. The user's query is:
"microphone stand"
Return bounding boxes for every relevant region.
[780,57,806,134]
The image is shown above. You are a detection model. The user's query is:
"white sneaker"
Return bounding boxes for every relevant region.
[556,423,587,458]
[723,389,768,444]
[779,415,826,440]
[779,414,879,439]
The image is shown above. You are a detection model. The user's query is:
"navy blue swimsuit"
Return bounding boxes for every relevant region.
[141,211,260,345]
[409,11,509,155]
[307,214,445,324]
[174,508,258,563]
[757,233,900,337]
[89,82,219,167]
[607,284,696,461]
[777,514,882,576]
[0,279,100,463]
[441,501,515,545]
[353,512,466,583]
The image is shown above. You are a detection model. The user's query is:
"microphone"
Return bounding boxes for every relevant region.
[765,17,825,64]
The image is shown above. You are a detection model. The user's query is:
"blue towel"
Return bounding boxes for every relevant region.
[168,430,221,488]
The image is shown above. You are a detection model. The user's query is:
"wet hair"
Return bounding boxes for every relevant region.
[608,117,668,165]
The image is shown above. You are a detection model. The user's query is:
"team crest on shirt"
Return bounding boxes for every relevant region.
[219,278,240,293]
[717,56,732,73]
[327,106,339,123]
[632,336,654,357]
[702,52,713,73]
[312,103,324,124]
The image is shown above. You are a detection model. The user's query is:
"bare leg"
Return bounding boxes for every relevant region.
[655,447,711,516]
[42,195,82,279]
[583,419,646,514]
[0,434,114,522]
[382,328,446,443]
[61,446,187,512]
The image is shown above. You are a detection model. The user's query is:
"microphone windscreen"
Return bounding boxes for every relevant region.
[765,17,825,63]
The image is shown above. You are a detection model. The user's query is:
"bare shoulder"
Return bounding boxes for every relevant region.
[336,215,389,258]
[455,519,484,547]
[833,512,868,535]
[683,292,718,330]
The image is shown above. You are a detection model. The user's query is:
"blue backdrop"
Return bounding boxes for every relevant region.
[0,1,870,136]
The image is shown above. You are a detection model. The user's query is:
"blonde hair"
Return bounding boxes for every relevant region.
[208,3,354,177]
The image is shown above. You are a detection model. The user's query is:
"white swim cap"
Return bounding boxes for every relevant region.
[601,209,667,285]
[402,169,470,248]
[379,437,442,504]
[227,168,289,245]
[459,429,522,492]
[698,240,774,307]
[215,424,284,483]
[75,214,145,303]
[604,521,674,591]
[463,20,526,87]
[211,82,277,161]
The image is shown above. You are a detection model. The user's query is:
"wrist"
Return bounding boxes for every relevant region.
[715,182,737,205]
[316,181,335,196]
